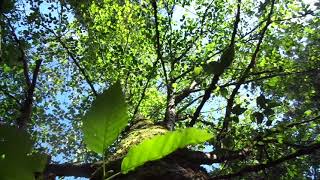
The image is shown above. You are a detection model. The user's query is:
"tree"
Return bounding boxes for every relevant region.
[0,0,320,179]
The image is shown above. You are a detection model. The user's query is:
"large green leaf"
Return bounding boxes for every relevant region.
[0,125,47,180]
[121,128,213,173]
[82,81,129,154]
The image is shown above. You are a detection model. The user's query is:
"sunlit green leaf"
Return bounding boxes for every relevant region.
[193,66,203,75]
[82,81,129,154]
[121,128,213,173]
[304,110,312,116]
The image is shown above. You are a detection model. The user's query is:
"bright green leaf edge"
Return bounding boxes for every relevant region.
[121,127,213,173]
[82,81,129,154]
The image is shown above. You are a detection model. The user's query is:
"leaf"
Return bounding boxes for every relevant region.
[0,125,47,180]
[221,135,234,148]
[263,108,274,116]
[121,128,213,173]
[257,141,264,146]
[266,120,272,126]
[232,104,247,115]
[231,116,239,123]
[220,45,235,68]
[203,61,224,75]
[220,87,229,97]
[0,0,14,13]
[267,100,281,108]
[29,153,48,172]
[277,134,284,143]
[254,112,264,124]
[172,83,178,89]
[256,94,267,109]
[304,110,312,116]
[267,77,279,87]
[193,66,203,75]
[82,81,129,154]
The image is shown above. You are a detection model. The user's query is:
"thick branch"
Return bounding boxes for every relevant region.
[4,15,44,129]
[151,0,176,130]
[177,94,203,114]
[172,148,251,166]
[17,60,43,129]
[175,81,199,104]
[173,49,224,104]
[188,75,220,126]
[44,148,250,178]
[45,163,95,178]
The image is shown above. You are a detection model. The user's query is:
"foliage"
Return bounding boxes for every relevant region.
[82,81,129,154]
[121,128,213,173]
[81,81,211,175]
[0,0,320,179]
[107,120,168,162]
[0,125,47,180]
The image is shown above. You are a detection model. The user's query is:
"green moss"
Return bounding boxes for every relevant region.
[108,120,167,162]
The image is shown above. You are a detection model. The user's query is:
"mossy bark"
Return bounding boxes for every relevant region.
[91,120,210,180]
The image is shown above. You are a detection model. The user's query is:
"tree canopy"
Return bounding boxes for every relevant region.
[0,0,320,179]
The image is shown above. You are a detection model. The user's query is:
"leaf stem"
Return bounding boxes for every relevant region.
[105,172,121,180]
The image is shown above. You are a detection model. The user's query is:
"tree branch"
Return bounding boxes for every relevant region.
[219,0,275,139]
[220,68,318,88]
[151,0,177,130]
[17,60,43,129]
[4,15,44,129]
[188,0,241,127]
[44,148,250,178]
[4,14,31,87]
[171,0,215,66]
[151,0,168,87]
[286,115,320,129]
[210,142,320,179]
[45,163,95,178]
[130,76,152,122]
[177,94,203,114]
[41,25,98,96]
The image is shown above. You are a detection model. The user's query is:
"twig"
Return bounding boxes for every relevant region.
[171,0,215,66]
[210,142,320,179]
[0,86,21,106]
[130,76,152,122]
[177,95,203,114]
[220,68,318,88]
[151,0,168,87]
[41,25,98,96]
[4,14,31,87]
